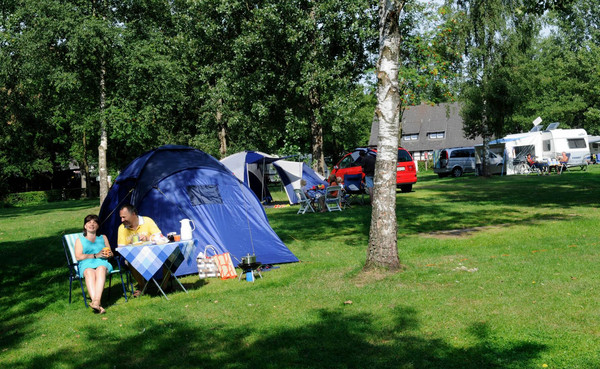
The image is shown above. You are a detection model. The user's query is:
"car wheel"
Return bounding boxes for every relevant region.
[452,167,463,177]
[400,184,412,193]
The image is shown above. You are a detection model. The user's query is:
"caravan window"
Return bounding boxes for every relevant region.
[514,145,534,159]
[543,140,552,152]
[567,138,587,149]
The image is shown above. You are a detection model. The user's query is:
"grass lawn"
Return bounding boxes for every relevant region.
[1,167,600,368]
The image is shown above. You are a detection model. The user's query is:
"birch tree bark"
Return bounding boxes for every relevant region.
[365,0,404,271]
[98,58,109,205]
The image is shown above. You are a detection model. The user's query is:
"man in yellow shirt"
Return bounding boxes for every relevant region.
[118,204,162,295]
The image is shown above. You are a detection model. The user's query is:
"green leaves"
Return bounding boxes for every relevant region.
[0,0,378,193]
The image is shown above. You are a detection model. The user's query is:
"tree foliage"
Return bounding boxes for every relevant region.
[447,0,598,144]
[0,0,378,195]
[1,0,599,196]
[511,0,600,134]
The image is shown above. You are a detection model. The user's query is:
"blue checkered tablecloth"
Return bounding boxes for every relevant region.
[117,240,194,281]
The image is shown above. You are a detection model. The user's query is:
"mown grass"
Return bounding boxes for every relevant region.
[1,167,600,368]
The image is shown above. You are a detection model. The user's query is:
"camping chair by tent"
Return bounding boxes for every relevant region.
[343,174,365,207]
[559,152,571,172]
[62,233,130,307]
[294,188,315,214]
[324,186,343,212]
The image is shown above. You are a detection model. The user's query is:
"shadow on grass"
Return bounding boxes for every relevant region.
[3,173,600,367]
[0,229,208,353]
[272,170,600,243]
[0,230,132,351]
[9,306,550,369]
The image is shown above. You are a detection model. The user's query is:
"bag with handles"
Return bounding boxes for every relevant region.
[213,252,237,280]
[197,245,220,279]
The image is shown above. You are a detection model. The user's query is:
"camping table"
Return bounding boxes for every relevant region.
[117,239,197,300]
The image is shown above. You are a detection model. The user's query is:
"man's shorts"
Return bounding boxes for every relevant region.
[365,176,374,188]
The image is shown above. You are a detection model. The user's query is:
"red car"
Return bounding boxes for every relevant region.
[331,147,417,193]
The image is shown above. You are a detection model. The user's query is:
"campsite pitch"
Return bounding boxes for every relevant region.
[1,167,600,368]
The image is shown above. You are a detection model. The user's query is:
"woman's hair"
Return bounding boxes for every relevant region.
[328,173,337,183]
[83,214,100,236]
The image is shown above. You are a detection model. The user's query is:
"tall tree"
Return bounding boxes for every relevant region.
[449,0,575,175]
[444,0,540,175]
[511,0,600,134]
[0,0,380,195]
[368,1,464,146]
[365,0,405,271]
[0,0,75,194]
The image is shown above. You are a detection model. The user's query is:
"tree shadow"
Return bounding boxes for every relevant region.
[0,230,130,351]
[3,174,599,366]
[273,171,600,246]
[7,305,554,369]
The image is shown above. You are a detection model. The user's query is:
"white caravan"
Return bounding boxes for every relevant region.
[475,123,590,175]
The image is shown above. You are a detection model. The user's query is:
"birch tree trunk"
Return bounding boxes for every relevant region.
[81,132,91,198]
[98,58,109,205]
[93,0,109,205]
[364,0,404,271]
[309,88,326,175]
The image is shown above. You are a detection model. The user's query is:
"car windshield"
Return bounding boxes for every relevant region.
[398,149,412,162]
[338,151,363,168]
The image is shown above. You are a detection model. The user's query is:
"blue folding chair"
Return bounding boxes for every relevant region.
[62,233,131,307]
[343,174,365,207]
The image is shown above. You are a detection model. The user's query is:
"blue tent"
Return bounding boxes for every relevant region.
[98,145,298,276]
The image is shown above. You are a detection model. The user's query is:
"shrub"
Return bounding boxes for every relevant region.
[1,188,86,206]
[417,160,433,172]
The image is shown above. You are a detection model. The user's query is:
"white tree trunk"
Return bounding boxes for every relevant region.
[98,59,109,205]
[365,0,404,271]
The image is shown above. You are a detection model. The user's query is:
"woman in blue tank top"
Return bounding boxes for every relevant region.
[74,214,114,314]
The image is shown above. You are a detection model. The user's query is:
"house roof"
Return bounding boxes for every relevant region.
[369,102,482,152]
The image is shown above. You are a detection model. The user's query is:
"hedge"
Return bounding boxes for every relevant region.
[1,188,91,207]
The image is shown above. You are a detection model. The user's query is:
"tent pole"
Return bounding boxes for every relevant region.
[237,181,255,262]
[99,188,134,228]
[261,158,265,203]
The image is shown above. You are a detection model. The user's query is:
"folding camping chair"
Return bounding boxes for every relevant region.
[294,188,315,214]
[324,185,343,212]
[62,233,130,307]
[559,152,571,172]
[342,174,365,207]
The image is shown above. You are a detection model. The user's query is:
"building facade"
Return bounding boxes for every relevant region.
[369,102,482,160]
